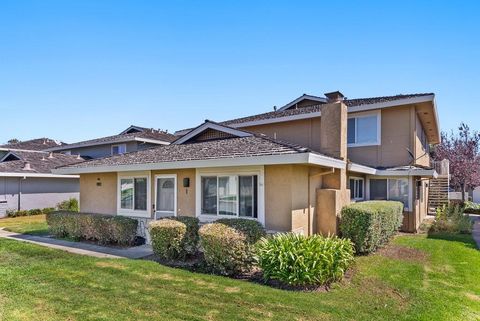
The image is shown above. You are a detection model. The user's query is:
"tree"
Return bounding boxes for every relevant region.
[433,123,480,201]
[7,138,20,144]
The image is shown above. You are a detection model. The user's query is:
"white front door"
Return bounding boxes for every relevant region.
[155,175,177,219]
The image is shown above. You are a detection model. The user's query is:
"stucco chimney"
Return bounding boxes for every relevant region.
[324,91,345,103]
[319,101,347,160]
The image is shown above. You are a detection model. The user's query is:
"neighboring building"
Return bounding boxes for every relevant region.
[0,145,83,217]
[45,125,177,159]
[55,91,441,240]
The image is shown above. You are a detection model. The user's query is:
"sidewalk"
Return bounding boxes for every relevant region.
[0,228,153,259]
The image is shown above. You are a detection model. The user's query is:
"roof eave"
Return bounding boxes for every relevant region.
[46,137,170,152]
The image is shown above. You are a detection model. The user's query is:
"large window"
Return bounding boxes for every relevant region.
[201,175,258,218]
[120,176,148,211]
[112,144,127,155]
[347,113,380,146]
[369,178,409,209]
[349,177,364,200]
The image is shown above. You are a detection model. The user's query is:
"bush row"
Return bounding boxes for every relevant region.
[7,207,55,218]
[340,201,404,254]
[46,211,138,246]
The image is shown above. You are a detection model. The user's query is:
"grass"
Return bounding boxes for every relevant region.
[0,217,479,320]
[0,214,49,235]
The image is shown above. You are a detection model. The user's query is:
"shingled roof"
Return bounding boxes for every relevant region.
[0,150,84,174]
[46,128,177,152]
[58,135,316,169]
[0,138,64,151]
[220,93,434,126]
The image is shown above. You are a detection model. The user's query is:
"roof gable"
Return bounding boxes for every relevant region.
[120,125,148,135]
[0,152,22,162]
[277,94,327,111]
[173,121,253,145]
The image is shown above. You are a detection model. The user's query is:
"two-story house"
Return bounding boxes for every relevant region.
[54,91,440,239]
[45,125,177,159]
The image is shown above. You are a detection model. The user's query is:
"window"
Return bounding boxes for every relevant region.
[347,113,380,146]
[201,175,258,218]
[112,144,127,155]
[369,178,409,209]
[349,177,364,200]
[120,177,147,211]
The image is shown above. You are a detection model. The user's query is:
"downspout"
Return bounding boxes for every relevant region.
[17,176,26,211]
[308,167,336,235]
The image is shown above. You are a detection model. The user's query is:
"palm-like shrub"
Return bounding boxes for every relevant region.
[431,204,473,234]
[255,233,354,286]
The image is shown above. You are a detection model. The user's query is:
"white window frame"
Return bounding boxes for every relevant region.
[347,111,381,147]
[366,176,412,211]
[195,166,265,225]
[112,143,127,156]
[117,171,151,218]
[349,176,364,201]
[154,174,177,219]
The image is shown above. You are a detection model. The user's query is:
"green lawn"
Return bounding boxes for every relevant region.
[0,217,479,320]
[0,214,49,235]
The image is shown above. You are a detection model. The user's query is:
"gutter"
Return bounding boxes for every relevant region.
[0,173,80,179]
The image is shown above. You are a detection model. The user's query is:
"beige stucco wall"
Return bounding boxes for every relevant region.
[151,169,196,217]
[79,172,117,215]
[414,114,431,167]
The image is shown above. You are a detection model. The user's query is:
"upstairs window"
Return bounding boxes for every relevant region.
[347,113,380,147]
[112,144,127,155]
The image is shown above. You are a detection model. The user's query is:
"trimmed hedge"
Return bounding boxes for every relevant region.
[149,216,199,260]
[215,218,266,243]
[255,233,354,286]
[46,211,138,246]
[199,223,250,275]
[340,201,404,254]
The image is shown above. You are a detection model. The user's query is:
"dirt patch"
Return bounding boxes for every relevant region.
[359,277,409,309]
[376,244,428,263]
[95,261,127,270]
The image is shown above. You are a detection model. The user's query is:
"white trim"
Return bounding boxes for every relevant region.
[347,110,381,147]
[277,94,327,111]
[348,162,438,178]
[348,162,377,175]
[0,172,79,178]
[366,176,413,211]
[154,174,177,218]
[348,95,435,113]
[117,171,151,218]
[173,122,252,145]
[111,143,127,156]
[195,166,265,226]
[53,152,346,175]
[134,137,170,145]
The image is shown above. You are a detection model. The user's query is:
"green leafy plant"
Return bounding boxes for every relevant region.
[340,201,404,254]
[56,198,79,212]
[255,233,354,286]
[149,216,199,260]
[430,203,473,234]
[199,223,250,275]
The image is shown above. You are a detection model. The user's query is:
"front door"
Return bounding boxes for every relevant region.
[155,175,176,219]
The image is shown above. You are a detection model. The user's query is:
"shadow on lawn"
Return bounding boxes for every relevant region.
[426,232,478,250]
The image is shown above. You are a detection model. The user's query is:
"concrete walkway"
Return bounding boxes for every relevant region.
[0,228,153,259]
[470,214,480,250]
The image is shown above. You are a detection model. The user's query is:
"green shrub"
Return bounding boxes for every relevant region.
[430,204,473,234]
[172,216,199,255]
[199,223,250,275]
[150,219,187,260]
[46,211,138,246]
[42,207,55,214]
[7,207,56,217]
[216,218,266,243]
[255,233,354,286]
[56,198,79,212]
[27,208,42,216]
[340,201,404,254]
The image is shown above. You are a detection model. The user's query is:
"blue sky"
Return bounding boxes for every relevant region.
[1,1,479,143]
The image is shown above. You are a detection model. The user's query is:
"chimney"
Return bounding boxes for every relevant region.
[48,152,54,159]
[324,91,345,103]
[22,162,32,171]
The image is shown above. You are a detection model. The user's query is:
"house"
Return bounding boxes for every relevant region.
[45,125,177,159]
[54,91,441,240]
[0,139,84,217]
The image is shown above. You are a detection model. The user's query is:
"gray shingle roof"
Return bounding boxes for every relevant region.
[47,129,177,151]
[0,138,64,151]
[59,135,314,169]
[221,93,433,126]
[0,150,85,174]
